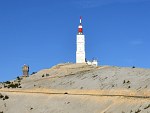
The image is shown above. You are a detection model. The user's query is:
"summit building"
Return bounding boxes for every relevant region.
[76,17,98,66]
[76,17,86,63]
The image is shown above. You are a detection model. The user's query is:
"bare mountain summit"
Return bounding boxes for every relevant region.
[0,63,150,113]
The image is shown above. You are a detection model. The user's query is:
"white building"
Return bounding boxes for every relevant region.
[76,17,98,66]
[86,59,98,66]
[76,17,86,63]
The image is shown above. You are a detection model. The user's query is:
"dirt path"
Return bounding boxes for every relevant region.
[0,89,150,99]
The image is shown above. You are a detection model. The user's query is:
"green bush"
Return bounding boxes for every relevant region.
[0,94,9,100]
[4,81,11,84]
[4,95,9,99]
[46,74,50,76]
[3,83,21,89]
[16,76,23,81]
[8,83,19,88]
[0,94,4,99]
[31,72,37,75]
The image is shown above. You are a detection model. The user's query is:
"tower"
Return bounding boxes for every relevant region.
[22,64,29,77]
[76,16,86,63]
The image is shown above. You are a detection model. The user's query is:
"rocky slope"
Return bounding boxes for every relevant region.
[0,63,150,113]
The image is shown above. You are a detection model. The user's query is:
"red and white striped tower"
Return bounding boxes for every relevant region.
[78,16,83,34]
[76,16,86,63]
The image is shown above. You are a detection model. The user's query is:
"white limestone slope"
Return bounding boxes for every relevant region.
[0,63,150,113]
[20,63,150,91]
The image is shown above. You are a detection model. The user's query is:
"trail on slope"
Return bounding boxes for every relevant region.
[0,89,150,99]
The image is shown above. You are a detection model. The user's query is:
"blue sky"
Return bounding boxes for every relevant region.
[0,0,150,81]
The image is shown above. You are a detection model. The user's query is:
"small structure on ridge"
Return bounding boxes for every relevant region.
[22,64,29,77]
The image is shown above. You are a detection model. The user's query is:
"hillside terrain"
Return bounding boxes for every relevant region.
[0,63,150,113]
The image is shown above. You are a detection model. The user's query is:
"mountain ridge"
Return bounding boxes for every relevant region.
[0,63,150,113]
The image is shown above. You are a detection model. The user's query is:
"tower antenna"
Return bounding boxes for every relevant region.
[80,16,82,24]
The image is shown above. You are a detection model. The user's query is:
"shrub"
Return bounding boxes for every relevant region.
[4,81,11,84]
[46,74,49,76]
[3,82,21,89]
[112,84,115,87]
[92,75,98,78]
[31,72,37,75]
[80,87,83,89]
[4,95,9,99]
[42,74,45,77]
[16,76,23,81]
[0,93,4,99]
[2,95,9,100]
[17,76,20,80]
[8,83,19,88]
[126,80,130,83]
[123,80,131,84]
[123,80,126,84]
[18,86,22,88]
[4,85,7,88]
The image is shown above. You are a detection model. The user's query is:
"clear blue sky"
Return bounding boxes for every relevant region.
[0,0,150,81]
